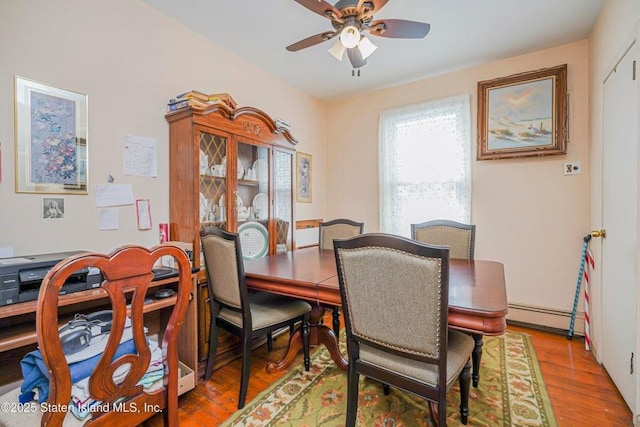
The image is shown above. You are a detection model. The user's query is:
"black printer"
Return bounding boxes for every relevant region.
[0,251,102,306]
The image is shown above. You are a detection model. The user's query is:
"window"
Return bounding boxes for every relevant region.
[379,93,471,237]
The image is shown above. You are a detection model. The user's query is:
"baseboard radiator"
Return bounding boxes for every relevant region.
[507,303,585,336]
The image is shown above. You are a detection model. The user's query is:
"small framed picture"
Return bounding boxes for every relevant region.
[296,152,312,203]
[42,197,65,219]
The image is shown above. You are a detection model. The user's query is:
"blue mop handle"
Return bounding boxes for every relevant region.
[568,235,591,340]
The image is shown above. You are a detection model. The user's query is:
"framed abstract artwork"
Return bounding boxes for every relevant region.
[477,64,567,160]
[14,76,88,194]
[296,151,312,203]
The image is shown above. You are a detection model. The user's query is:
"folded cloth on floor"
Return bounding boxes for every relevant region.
[68,340,165,421]
[19,338,138,403]
[19,316,141,403]
[70,340,164,408]
[69,369,165,420]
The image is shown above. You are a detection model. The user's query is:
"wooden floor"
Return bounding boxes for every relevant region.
[166,320,633,426]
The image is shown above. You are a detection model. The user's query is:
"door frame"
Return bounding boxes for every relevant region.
[596,22,640,423]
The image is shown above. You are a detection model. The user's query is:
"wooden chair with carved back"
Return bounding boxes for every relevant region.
[0,244,191,427]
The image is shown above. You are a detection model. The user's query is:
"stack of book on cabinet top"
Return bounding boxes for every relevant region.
[167,91,238,112]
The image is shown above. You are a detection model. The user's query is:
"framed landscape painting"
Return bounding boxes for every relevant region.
[14,76,88,194]
[477,64,567,160]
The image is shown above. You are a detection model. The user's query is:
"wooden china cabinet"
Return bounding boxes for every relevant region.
[166,102,298,371]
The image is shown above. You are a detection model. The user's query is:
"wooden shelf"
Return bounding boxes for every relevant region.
[0,276,179,320]
[0,294,180,353]
[200,174,226,180]
[0,275,199,391]
[238,179,259,187]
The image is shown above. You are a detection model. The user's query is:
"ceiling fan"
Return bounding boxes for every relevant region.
[286,0,431,70]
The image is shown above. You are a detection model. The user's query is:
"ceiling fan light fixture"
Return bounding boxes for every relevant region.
[357,36,377,60]
[328,39,346,61]
[340,25,360,49]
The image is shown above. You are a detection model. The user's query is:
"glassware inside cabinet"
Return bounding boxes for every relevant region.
[236,141,269,230]
[199,131,228,229]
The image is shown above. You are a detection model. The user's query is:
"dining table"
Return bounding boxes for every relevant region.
[244,247,508,387]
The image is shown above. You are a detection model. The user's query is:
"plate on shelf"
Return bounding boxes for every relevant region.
[199,192,209,221]
[253,192,268,214]
[238,221,269,260]
[252,158,268,183]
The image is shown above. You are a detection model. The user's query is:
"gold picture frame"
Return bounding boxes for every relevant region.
[477,64,567,160]
[296,151,312,203]
[15,76,88,194]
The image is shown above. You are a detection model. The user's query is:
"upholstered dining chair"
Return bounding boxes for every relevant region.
[0,244,191,427]
[411,219,476,260]
[200,226,311,409]
[318,218,364,339]
[319,218,364,251]
[410,219,484,388]
[334,233,474,427]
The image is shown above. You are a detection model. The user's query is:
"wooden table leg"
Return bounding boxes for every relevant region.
[316,323,347,370]
[266,304,347,373]
[471,333,483,387]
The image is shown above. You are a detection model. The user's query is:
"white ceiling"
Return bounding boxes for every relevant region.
[142,0,604,102]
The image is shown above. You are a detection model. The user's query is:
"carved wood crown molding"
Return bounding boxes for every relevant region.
[243,121,264,137]
[165,103,298,145]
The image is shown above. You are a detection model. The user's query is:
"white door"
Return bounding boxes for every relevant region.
[602,39,638,412]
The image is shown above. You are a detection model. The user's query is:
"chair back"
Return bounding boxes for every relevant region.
[334,234,449,371]
[319,219,364,250]
[275,218,290,252]
[36,244,191,427]
[200,226,250,321]
[411,219,476,260]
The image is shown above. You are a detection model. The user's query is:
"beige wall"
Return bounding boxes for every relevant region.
[0,0,327,256]
[326,41,591,318]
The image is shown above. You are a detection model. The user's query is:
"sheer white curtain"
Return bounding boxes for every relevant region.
[379,93,471,237]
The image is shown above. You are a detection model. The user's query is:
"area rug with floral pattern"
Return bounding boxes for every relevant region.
[222,331,557,426]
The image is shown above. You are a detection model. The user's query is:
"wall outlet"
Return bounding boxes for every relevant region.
[563,161,581,175]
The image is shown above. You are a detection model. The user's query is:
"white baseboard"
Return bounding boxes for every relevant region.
[507,303,585,336]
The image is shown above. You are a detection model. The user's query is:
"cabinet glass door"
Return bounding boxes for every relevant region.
[274,149,294,253]
[199,130,228,230]
[236,140,270,259]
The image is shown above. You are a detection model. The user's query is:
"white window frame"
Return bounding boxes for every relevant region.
[379,93,472,237]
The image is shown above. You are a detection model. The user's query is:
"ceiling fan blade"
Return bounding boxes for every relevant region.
[286,31,337,52]
[347,47,367,69]
[294,0,342,19]
[369,19,431,39]
[356,0,389,19]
